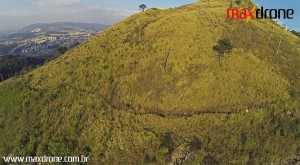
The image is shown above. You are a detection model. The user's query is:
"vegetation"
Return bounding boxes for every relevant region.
[0,45,68,83]
[0,56,46,82]
[0,0,299,164]
[56,45,68,55]
[291,30,300,38]
[139,4,147,12]
[213,37,233,67]
[229,1,233,8]
[217,38,233,54]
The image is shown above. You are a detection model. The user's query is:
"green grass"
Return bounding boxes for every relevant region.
[0,0,299,164]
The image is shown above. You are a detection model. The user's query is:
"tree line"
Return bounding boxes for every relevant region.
[0,45,68,82]
[0,56,47,82]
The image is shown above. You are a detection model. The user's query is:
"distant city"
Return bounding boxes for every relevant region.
[0,22,109,57]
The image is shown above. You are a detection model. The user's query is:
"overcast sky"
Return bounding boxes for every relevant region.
[0,0,299,32]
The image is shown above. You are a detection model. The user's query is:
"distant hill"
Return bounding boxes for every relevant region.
[21,22,109,33]
[0,22,109,40]
[0,22,109,56]
[0,0,299,164]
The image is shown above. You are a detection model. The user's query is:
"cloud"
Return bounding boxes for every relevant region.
[54,5,138,18]
[0,11,34,17]
[0,1,139,32]
[35,0,81,7]
[0,4,139,32]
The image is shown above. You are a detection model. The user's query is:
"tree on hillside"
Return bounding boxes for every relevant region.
[57,45,67,55]
[139,4,147,12]
[217,38,233,54]
[236,0,242,5]
[213,37,233,67]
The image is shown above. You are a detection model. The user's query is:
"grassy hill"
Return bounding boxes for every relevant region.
[0,0,300,164]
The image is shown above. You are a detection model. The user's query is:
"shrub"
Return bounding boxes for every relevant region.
[217,37,233,55]
[57,45,67,55]
[191,136,201,150]
[203,154,217,165]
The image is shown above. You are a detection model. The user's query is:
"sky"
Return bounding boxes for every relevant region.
[0,0,299,32]
[253,0,300,31]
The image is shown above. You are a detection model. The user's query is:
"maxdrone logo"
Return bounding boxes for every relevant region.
[227,5,294,23]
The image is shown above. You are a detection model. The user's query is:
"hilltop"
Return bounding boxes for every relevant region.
[0,0,299,164]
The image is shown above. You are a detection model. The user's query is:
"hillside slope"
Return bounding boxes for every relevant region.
[0,0,300,164]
